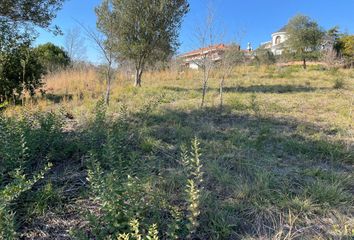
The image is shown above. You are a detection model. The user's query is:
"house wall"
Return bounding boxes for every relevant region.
[272,32,287,45]
[189,62,199,70]
[271,32,288,55]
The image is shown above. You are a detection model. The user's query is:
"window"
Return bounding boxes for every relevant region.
[275,36,281,45]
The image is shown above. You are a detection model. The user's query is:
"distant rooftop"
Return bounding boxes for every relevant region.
[180,44,227,58]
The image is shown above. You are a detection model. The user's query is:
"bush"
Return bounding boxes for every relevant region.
[253,48,276,65]
[0,110,66,238]
[333,78,345,89]
[34,43,71,73]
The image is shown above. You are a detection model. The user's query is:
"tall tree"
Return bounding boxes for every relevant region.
[79,22,115,105]
[64,27,87,61]
[285,14,324,69]
[95,0,189,87]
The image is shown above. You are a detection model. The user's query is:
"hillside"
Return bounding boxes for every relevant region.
[1,65,353,239]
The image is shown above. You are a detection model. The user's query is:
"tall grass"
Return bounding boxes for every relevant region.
[1,65,353,239]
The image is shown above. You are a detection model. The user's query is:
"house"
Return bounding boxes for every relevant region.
[260,25,335,55]
[179,44,253,70]
[179,44,227,69]
[260,26,288,55]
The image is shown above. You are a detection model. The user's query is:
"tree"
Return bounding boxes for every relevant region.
[217,44,245,108]
[338,35,354,67]
[327,26,342,54]
[0,0,64,29]
[285,14,324,69]
[194,6,219,108]
[95,0,189,87]
[0,0,64,104]
[79,22,115,105]
[34,43,71,72]
[64,27,87,61]
[0,40,44,103]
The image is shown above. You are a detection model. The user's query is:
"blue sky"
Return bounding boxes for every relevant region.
[35,0,354,63]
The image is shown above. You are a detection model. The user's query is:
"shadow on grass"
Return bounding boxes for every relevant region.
[44,93,74,103]
[135,105,353,239]
[143,106,352,164]
[163,84,319,94]
[224,84,317,93]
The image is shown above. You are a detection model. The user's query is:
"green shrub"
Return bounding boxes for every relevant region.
[0,164,52,239]
[333,78,345,89]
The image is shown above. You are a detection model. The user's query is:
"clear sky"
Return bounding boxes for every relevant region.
[35,0,354,63]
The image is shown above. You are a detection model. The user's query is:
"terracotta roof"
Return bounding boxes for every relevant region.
[180,44,226,58]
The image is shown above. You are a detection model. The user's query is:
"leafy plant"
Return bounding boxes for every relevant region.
[181,137,204,238]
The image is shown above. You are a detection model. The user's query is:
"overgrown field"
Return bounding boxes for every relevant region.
[1,66,353,239]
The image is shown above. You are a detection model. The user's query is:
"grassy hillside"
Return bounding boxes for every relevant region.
[1,65,353,239]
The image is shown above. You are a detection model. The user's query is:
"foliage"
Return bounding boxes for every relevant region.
[95,0,189,86]
[253,47,276,65]
[181,138,204,238]
[0,0,64,29]
[0,163,52,239]
[285,14,325,69]
[0,0,64,104]
[0,113,54,239]
[0,20,44,103]
[116,220,159,240]
[338,35,354,65]
[0,110,67,238]
[333,78,345,89]
[34,43,71,72]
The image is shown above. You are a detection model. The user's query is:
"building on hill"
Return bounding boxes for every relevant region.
[260,26,288,55]
[260,25,335,56]
[179,44,253,70]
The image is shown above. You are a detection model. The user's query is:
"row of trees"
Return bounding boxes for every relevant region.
[1,0,191,105]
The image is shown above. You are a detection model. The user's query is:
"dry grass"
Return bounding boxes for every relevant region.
[4,64,354,239]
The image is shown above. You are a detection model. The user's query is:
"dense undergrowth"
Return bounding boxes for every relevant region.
[0,66,353,239]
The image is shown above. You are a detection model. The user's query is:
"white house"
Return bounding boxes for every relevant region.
[261,26,288,55]
[261,25,334,55]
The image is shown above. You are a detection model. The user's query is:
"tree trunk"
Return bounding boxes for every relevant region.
[201,65,209,108]
[219,76,225,109]
[105,66,112,105]
[303,58,307,69]
[135,68,142,87]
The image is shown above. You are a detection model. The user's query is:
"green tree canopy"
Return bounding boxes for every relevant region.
[0,0,64,29]
[96,0,189,87]
[285,14,324,69]
[34,43,71,72]
[338,35,354,65]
